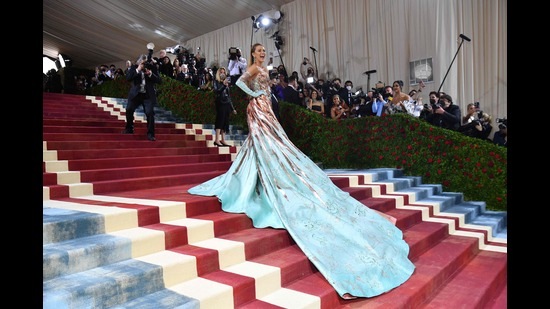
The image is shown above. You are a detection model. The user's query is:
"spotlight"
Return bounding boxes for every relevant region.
[166,44,181,54]
[147,42,155,50]
[43,56,57,74]
[252,10,283,29]
[260,16,271,27]
[253,14,263,29]
[56,53,72,68]
[58,54,66,68]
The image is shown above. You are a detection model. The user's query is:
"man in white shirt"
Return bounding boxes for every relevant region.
[228,48,247,85]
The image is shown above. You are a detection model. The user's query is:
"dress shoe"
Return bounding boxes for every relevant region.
[121,129,134,134]
[220,142,231,147]
[147,135,156,141]
[213,141,223,147]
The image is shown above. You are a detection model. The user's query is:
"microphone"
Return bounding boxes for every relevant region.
[363,70,377,75]
[459,34,471,42]
[310,46,317,52]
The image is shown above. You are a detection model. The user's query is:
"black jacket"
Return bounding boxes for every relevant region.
[427,104,461,130]
[283,85,301,107]
[126,65,161,103]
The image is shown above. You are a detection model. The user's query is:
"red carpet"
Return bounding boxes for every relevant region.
[43,92,506,308]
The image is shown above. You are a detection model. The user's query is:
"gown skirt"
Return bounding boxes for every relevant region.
[188,69,415,298]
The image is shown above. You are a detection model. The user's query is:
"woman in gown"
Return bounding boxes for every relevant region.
[188,43,415,299]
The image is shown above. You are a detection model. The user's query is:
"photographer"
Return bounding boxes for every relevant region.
[371,89,388,116]
[122,54,162,141]
[212,67,236,147]
[462,103,477,125]
[350,88,371,117]
[493,118,507,147]
[424,93,461,130]
[300,57,316,83]
[228,47,247,85]
[458,110,493,141]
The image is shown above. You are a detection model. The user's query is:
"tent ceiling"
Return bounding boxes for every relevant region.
[43,0,293,69]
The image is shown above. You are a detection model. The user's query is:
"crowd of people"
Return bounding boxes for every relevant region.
[45,42,506,300]
[45,43,506,147]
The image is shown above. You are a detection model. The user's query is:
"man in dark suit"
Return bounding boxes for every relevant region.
[282,75,302,107]
[123,54,162,141]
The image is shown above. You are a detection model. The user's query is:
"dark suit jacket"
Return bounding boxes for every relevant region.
[126,65,161,103]
[283,85,301,107]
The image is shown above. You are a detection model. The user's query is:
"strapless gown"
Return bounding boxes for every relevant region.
[188,67,415,298]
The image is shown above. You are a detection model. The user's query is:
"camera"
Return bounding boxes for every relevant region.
[371,88,383,100]
[351,88,367,104]
[144,62,155,71]
[302,57,308,66]
[139,84,146,93]
[229,47,238,60]
[496,117,507,129]
[425,101,441,110]
[474,101,480,109]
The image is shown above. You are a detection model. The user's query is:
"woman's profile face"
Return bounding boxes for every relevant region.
[393,83,401,91]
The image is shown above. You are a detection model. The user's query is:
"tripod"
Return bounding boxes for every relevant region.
[310,47,319,80]
[274,41,286,76]
[362,70,377,90]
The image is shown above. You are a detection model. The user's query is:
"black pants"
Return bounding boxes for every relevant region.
[215,103,232,132]
[125,93,155,136]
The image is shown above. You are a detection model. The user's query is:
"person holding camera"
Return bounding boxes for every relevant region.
[493,120,507,147]
[424,93,461,130]
[122,54,162,141]
[458,110,493,141]
[212,67,236,147]
[228,48,247,85]
[461,103,478,125]
[371,90,387,116]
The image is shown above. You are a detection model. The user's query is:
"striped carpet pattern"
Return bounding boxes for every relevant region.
[43,93,507,308]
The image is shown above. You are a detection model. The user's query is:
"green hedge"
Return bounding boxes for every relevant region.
[91,76,507,211]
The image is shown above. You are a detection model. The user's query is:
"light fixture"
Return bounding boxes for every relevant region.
[56,53,72,69]
[252,10,283,29]
[58,54,66,68]
[253,14,264,29]
[166,44,182,54]
[43,56,57,74]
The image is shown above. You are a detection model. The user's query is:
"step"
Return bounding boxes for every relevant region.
[43,94,506,308]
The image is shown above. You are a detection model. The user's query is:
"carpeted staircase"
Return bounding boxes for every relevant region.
[42,92,507,308]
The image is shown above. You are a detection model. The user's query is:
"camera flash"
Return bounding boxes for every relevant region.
[307,77,314,83]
